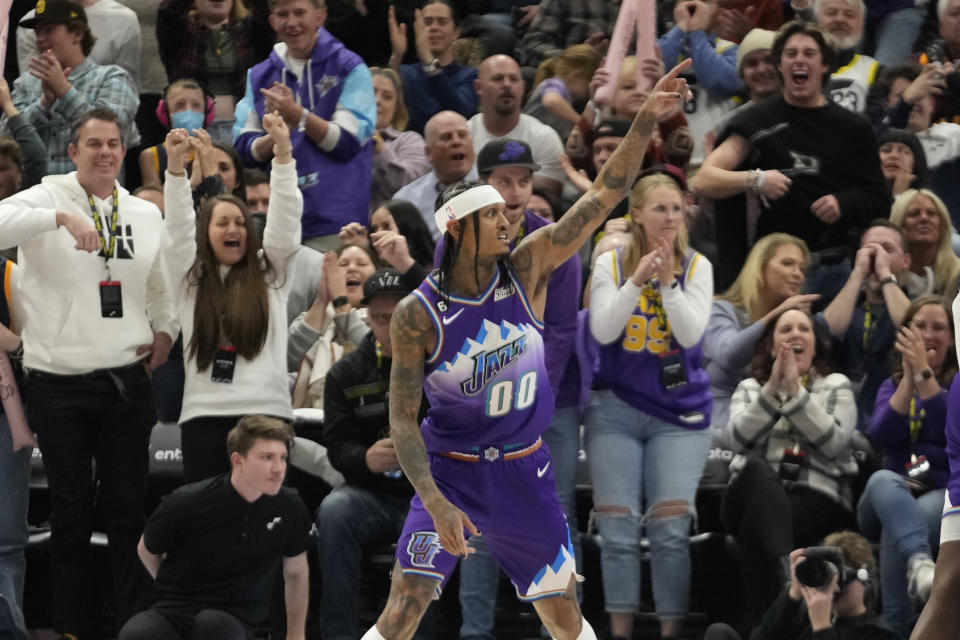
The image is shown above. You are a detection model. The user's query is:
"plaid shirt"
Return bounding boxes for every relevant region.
[157,0,274,100]
[518,0,621,68]
[5,57,139,176]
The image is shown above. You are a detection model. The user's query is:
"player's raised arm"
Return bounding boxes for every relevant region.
[512,59,693,278]
[388,295,479,557]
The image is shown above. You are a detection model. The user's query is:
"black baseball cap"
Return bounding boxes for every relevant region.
[20,0,87,28]
[595,117,631,140]
[477,139,540,176]
[361,268,412,305]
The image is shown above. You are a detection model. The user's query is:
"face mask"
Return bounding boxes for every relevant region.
[170,109,205,134]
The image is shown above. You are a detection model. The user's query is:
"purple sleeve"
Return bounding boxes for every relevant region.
[945,380,960,505]
[543,253,581,398]
[867,378,911,450]
[540,78,572,103]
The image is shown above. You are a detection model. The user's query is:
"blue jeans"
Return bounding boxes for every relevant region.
[0,415,30,640]
[584,389,711,619]
[857,470,943,633]
[315,485,413,640]
[868,7,924,65]
[458,406,583,639]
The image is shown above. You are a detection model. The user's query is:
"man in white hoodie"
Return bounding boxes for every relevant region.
[0,106,177,640]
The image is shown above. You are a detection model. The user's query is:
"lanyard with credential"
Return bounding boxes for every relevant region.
[87,188,119,277]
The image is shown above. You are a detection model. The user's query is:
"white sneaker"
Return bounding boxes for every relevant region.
[908,556,936,603]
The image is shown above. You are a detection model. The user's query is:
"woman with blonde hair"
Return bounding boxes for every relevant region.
[585,173,714,640]
[369,67,431,209]
[704,233,817,442]
[889,189,960,299]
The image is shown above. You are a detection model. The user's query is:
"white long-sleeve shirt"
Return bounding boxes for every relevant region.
[589,248,714,348]
[163,158,303,423]
[0,172,177,374]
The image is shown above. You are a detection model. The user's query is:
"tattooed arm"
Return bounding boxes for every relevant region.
[511,59,694,288]
[389,295,480,557]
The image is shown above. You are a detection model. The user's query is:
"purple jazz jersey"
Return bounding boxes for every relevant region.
[945,375,960,511]
[395,266,576,600]
[396,446,576,600]
[411,266,555,453]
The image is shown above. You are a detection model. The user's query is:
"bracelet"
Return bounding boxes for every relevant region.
[914,367,934,383]
[7,341,23,360]
[746,168,764,194]
[297,107,309,133]
[332,295,349,308]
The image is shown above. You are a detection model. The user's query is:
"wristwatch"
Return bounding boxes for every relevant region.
[332,295,350,308]
[878,274,898,288]
[422,58,441,75]
[914,367,934,383]
[297,107,309,133]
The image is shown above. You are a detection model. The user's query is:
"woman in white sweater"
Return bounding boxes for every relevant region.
[162,112,303,482]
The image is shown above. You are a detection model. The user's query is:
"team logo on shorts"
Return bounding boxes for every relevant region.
[407,532,443,568]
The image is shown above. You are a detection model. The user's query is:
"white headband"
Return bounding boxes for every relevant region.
[433,184,505,234]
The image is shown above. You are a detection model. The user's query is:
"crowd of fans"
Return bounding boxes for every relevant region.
[5,0,960,638]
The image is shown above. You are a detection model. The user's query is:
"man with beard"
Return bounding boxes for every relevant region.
[467,54,565,198]
[793,0,880,114]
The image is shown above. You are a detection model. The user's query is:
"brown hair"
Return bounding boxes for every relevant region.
[771,21,837,87]
[187,194,276,370]
[65,19,96,57]
[70,107,122,146]
[751,308,833,383]
[0,136,24,172]
[890,295,958,386]
[227,415,295,457]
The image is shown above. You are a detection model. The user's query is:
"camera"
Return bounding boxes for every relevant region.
[795,546,847,589]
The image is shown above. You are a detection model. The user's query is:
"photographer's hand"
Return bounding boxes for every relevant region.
[801,569,838,632]
[788,548,806,601]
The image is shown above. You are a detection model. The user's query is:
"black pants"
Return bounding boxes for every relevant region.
[26,364,156,638]
[720,455,856,626]
[119,607,253,640]
[180,415,246,483]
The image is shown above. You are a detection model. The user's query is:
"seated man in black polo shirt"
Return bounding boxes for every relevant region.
[118,416,313,640]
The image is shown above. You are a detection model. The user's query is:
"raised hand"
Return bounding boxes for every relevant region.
[640,59,694,121]
[338,222,369,247]
[388,5,408,66]
[896,325,929,374]
[260,83,300,128]
[764,343,786,396]
[164,128,192,174]
[371,230,414,271]
[781,342,801,395]
[29,51,71,99]
[323,251,348,303]
[561,154,592,193]
[412,8,433,64]
[263,110,292,160]
[654,236,675,284]
[588,63,612,108]
[631,248,661,286]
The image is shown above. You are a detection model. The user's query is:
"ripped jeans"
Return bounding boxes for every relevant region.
[584,389,711,619]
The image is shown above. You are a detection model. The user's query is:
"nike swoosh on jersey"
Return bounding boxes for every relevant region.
[537,462,550,478]
[442,309,464,325]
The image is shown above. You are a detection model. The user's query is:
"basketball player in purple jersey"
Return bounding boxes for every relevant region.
[910,304,960,640]
[357,61,693,640]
